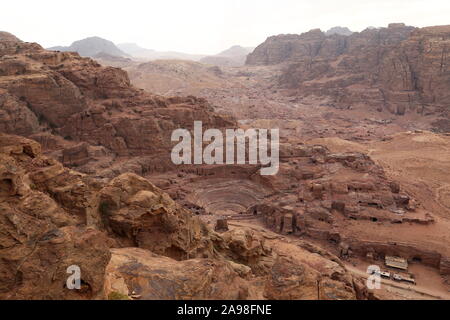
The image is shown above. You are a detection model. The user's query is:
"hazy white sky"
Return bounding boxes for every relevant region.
[2,0,449,55]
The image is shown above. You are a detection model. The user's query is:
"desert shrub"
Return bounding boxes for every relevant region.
[108,292,130,300]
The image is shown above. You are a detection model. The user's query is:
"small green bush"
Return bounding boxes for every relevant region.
[108,291,130,300]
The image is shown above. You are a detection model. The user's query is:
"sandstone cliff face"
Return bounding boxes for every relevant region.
[0,90,40,135]
[379,26,450,115]
[246,24,414,66]
[0,134,111,299]
[247,24,450,122]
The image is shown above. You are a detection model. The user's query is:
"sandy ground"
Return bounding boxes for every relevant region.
[230,217,450,300]
[345,260,450,300]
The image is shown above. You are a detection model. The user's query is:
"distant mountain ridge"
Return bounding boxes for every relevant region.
[48,37,253,64]
[216,45,254,57]
[117,43,206,61]
[200,45,254,67]
[48,36,129,58]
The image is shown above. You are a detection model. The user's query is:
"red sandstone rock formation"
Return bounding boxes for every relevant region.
[0,134,111,299]
[247,24,450,124]
[1,30,448,299]
[0,33,235,177]
[0,133,364,300]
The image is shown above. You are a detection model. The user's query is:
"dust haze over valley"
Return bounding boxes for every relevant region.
[1,0,450,302]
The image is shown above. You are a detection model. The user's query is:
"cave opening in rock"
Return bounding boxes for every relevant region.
[0,178,13,196]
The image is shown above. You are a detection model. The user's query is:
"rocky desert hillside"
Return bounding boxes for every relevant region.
[0,31,235,177]
[247,24,450,131]
[1,22,450,301]
[0,31,375,300]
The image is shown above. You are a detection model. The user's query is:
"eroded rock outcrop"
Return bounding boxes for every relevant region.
[0,134,111,299]
[247,142,427,236]
[97,172,220,260]
[104,230,360,300]
[247,24,450,120]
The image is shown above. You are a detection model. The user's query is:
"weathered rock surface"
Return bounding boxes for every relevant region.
[98,172,221,260]
[104,229,360,300]
[0,34,236,177]
[247,24,450,119]
[440,256,450,276]
[0,134,111,299]
[105,247,260,300]
[247,24,414,65]
[0,134,364,300]
[3,29,447,299]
